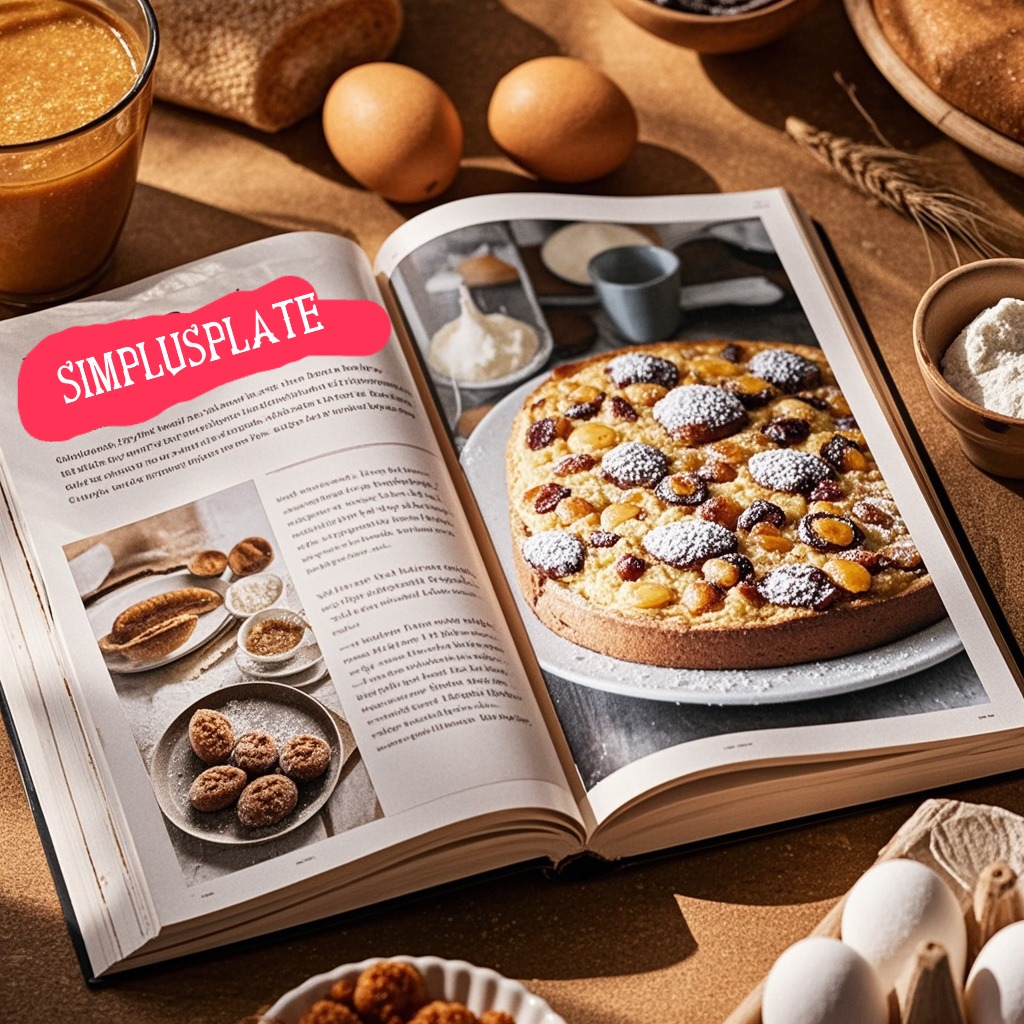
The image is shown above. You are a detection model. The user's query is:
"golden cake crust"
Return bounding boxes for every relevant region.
[507,341,944,670]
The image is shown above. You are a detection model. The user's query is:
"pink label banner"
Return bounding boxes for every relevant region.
[19,277,392,442]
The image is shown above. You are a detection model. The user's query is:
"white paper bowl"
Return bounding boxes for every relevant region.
[264,954,566,1024]
[237,606,309,664]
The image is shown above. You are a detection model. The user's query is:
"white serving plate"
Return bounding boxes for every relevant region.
[461,373,964,705]
[266,955,566,1024]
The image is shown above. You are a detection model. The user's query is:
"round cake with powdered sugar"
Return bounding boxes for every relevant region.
[508,340,944,669]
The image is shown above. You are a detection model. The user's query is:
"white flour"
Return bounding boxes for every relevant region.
[941,297,1024,418]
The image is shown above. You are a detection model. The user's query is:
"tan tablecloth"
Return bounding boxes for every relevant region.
[2,1,1024,1021]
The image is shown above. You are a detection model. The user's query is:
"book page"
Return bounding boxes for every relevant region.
[0,232,582,974]
[376,191,1024,835]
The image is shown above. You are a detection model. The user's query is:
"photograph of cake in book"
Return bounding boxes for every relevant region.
[63,480,381,878]
[388,209,986,788]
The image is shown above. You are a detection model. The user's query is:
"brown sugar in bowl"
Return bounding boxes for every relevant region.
[914,258,1024,479]
[606,0,821,54]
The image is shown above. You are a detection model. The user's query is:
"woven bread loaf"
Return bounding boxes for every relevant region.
[151,0,403,131]
[873,0,1024,143]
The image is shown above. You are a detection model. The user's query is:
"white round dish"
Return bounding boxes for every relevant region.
[238,607,310,664]
[461,373,964,705]
[87,570,232,674]
[234,641,324,682]
[266,955,566,1024]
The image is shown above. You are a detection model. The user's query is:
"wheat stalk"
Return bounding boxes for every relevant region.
[786,115,1015,270]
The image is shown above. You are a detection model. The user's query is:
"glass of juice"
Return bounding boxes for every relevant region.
[0,0,159,305]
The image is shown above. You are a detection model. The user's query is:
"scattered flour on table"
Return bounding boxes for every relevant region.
[941,297,1024,418]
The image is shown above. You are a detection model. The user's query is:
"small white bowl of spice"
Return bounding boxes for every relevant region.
[238,607,309,664]
[225,572,284,617]
[915,258,1024,478]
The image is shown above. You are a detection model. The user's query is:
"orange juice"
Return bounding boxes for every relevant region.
[0,0,157,303]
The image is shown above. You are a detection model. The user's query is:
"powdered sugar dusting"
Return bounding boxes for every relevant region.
[757,564,839,609]
[642,519,737,568]
[748,449,831,493]
[606,353,679,388]
[747,349,821,393]
[601,441,669,488]
[522,531,585,578]
[653,385,746,434]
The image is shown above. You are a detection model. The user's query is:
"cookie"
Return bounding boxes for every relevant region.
[188,709,235,765]
[507,341,944,669]
[230,730,279,775]
[280,734,332,782]
[236,774,298,828]
[188,765,248,812]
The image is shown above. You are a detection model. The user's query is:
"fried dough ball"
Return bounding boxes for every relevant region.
[298,999,361,1024]
[354,961,427,1023]
[236,774,298,827]
[409,1002,477,1024]
[188,765,247,812]
[231,730,279,775]
[328,978,356,1007]
[480,1014,516,1024]
[280,733,332,781]
[188,709,234,765]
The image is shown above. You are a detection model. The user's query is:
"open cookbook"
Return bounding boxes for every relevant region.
[2,189,1024,980]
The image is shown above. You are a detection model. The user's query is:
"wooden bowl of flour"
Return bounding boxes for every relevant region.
[914,258,1024,478]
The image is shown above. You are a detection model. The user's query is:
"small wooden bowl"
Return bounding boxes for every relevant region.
[606,0,821,54]
[913,259,1024,479]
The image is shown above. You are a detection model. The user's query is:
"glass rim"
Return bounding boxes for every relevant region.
[0,0,160,154]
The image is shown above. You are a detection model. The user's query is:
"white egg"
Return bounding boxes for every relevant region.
[841,859,967,992]
[762,936,890,1024]
[966,920,1024,1024]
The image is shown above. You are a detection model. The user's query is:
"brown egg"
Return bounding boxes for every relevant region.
[487,57,637,183]
[322,63,463,203]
